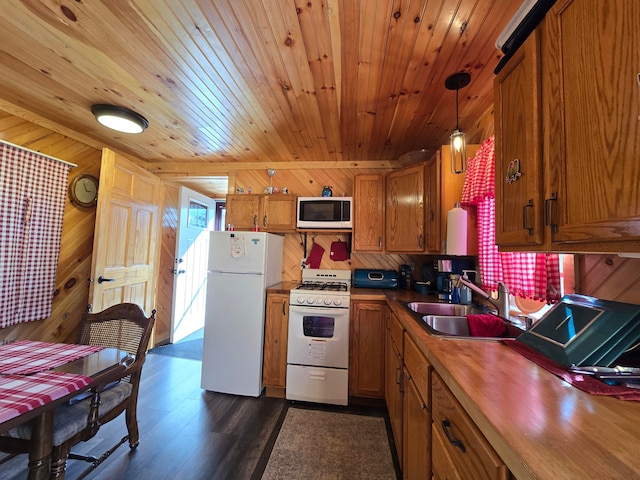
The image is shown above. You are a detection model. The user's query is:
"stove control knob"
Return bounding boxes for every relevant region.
[306,296,314,304]
[297,296,306,304]
[334,298,342,306]
[323,297,332,306]
[315,297,323,305]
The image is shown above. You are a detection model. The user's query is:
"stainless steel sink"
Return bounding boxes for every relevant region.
[422,315,471,336]
[406,302,482,316]
[404,302,523,340]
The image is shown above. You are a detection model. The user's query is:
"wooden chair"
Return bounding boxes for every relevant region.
[0,303,155,479]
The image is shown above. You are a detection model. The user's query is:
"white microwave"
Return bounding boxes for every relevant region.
[296,197,353,229]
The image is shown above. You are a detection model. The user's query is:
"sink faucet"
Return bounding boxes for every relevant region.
[457,277,510,320]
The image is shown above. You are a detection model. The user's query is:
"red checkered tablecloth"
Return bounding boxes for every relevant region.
[0,371,92,424]
[0,340,103,375]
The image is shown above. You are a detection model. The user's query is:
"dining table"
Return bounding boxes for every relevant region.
[0,340,132,480]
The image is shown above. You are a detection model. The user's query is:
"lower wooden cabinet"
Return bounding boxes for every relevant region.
[349,300,386,398]
[385,310,404,468]
[431,372,511,480]
[403,334,432,479]
[262,292,289,397]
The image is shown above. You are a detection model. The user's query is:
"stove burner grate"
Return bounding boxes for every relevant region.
[295,281,348,292]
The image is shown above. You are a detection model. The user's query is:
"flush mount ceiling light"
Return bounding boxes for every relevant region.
[91,104,149,134]
[445,72,471,174]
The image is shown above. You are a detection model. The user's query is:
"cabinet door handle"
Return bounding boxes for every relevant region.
[97,276,115,284]
[378,236,382,250]
[545,192,558,233]
[418,234,423,248]
[282,300,286,315]
[263,215,268,228]
[253,214,258,227]
[441,419,465,452]
[523,199,534,236]
[395,366,401,385]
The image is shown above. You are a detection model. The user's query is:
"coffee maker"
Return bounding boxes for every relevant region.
[435,260,452,301]
[398,264,412,290]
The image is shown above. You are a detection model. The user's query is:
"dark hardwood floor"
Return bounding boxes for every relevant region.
[1,353,398,479]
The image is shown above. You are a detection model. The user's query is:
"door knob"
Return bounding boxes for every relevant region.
[97,276,115,284]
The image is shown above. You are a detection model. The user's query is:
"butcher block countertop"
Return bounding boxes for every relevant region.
[352,288,640,480]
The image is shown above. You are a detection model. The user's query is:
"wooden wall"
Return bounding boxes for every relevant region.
[576,254,640,305]
[0,112,101,342]
[232,168,415,282]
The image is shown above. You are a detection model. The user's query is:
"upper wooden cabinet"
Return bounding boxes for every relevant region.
[352,174,385,253]
[495,29,544,248]
[386,164,425,252]
[495,0,640,252]
[434,146,480,255]
[226,194,297,232]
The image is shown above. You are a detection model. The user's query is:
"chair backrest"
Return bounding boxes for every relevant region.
[78,303,156,383]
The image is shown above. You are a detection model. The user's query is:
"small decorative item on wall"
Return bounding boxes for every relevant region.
[322,186,333,197]
[69,173,99,207]
[505,158,522,184]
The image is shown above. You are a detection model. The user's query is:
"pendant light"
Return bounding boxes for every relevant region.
[91,104,149,134]
[444,72,471,174]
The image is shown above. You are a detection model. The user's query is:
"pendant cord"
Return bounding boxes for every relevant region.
[455,88,460,130]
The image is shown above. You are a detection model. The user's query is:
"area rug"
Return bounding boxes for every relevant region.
[261,408,397,479]
[148,329,203,360]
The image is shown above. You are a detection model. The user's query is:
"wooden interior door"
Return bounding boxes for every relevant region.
[89,148,161,317]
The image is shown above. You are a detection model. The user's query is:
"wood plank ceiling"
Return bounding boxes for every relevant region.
[0,0,520,190]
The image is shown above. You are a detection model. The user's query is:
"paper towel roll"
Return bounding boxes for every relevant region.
[446,204,467,256]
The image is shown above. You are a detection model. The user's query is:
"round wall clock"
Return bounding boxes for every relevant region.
[69,173,99,207]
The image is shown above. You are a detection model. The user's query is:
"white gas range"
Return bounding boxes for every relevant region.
[286,269,351,406]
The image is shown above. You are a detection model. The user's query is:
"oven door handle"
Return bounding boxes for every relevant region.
[289,305,348,315]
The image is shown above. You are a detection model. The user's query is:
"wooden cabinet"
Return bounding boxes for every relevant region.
[349,300,386,398]
[494,28,545,248]
[353,174,385,253]
[431,146,480,254]
[385,310,404,467]
[226,194,260,231]
[403,334,432,479]
[226,194,297,232]
[495,0,640,252]
[262,292,289,397]
[431,372,511,480]
[386,164,425,252]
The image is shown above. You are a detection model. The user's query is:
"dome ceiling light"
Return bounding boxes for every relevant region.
[91,104,149,134]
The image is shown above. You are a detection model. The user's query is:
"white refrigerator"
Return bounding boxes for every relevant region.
[201,231,284,396]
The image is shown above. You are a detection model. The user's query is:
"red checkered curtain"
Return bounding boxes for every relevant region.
[461,136,560,303]
[0,141,71,328]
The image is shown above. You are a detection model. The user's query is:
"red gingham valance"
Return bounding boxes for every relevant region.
[0,142,71,328]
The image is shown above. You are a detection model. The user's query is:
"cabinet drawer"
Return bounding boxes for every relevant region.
[388,312,404,354]
[403,333,431,408]
[432,373,510,480]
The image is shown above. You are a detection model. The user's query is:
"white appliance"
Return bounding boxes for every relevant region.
[201,231,284,396]
[286,269,351,406]
[296,197,352,229]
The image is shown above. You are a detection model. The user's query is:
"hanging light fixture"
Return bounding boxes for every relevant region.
[444,72,471,174]
[91,104,149,134]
